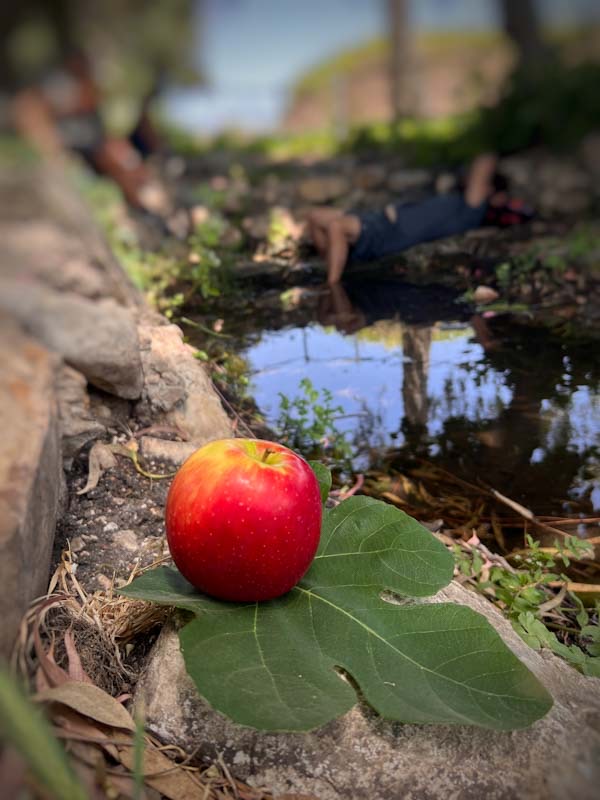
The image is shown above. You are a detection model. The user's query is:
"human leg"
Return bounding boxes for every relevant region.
[464,153,498,207]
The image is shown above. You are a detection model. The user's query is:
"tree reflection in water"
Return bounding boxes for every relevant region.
[326,279,599,516]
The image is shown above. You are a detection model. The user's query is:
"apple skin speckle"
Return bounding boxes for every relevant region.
[165,438,322,602]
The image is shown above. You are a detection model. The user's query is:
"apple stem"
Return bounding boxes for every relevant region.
[261,448,274,463]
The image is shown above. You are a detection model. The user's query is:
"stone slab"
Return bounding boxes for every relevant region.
[136,322,232,445]
[0,279,143,399]
[134,581,600,800]
[0,318,63,657]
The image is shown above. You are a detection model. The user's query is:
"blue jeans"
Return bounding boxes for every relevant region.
[349,193,488,264]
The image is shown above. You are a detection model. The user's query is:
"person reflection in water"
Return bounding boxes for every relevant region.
[307,154,532,285]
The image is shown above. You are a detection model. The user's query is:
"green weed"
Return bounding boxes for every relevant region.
[454,534,600,676]
[77,169,236,314]
[277,378,353,469]
[0,668,87,800]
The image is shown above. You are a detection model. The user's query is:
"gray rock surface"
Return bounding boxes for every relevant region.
[136,322,232,445]
[134,581,600,800]
[298,176,350,204]
[0,318,64,657]
[353,164,387,191]
[0,164,142,308]
[387,168,431,193]
[580,132,600,180]
[56,365,106,459]
[0,279,143,399]
[139,436,197,465]
[0,221,111,299]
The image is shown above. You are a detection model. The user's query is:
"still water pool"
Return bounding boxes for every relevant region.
[240,280,600,518]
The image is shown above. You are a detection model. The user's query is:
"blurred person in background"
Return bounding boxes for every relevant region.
[11,48,169,219]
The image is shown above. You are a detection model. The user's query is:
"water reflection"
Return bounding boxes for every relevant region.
[243,278,600,516]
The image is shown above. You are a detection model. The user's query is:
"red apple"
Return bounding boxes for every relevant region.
[165,438,322,602]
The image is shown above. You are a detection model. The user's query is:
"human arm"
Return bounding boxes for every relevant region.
[464,153,498,207]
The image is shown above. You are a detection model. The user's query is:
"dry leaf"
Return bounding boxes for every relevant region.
[51,706,121,760]
[34,624,70,688]
[77,442,117,495]
[117,742,206,800]
[35,682,136,731]
[64,631,94,684]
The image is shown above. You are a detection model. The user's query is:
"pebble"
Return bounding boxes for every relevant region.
[103,521,119,533]
[69,536,85,552]
[112,529,139,551]
[95,573,112,591]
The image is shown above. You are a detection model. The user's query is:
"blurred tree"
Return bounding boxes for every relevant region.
[499,0,549,69]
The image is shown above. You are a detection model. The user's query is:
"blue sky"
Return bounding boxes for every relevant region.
[163,0,599,133]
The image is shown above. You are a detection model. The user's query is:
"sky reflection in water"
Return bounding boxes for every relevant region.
[243,310,600,515]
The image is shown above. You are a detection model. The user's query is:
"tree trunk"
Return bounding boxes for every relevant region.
[387,0,411,120]
[499,0,548,68]
[402,325,432,429]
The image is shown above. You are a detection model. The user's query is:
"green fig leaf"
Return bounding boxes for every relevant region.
[308,460,331,504]
[122,497,552,732]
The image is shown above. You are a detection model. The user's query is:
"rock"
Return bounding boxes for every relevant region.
[136,323,232,446]
[298,176,350,204]
[0,164,143,309]
[580,132,600,180]
[0,279,144,399]
[242,214,270,240]
[499,156,533,190]
[0,221,111,299]
[0,318,63,656]
[538,159,591,193]
[473,285,500,305]
[220,224,243,249]
[134,581,600,800]
[353,164,387,191]
[387,169,431,194]
[111,529,139,552]
[88,391,131,432]
[139,437,197,465]
[56,366,106,460]
[536,159,593,214]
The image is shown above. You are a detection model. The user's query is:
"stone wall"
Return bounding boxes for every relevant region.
[0,162,232,657]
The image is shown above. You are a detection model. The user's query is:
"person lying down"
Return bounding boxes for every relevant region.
[306,154,532,285]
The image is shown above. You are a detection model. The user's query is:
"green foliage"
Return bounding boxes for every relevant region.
[516,612,600,678]
[190,181,227,211]
[491,225,600,298]
[207,350,250,398]
[308,460,332,503]
[77,169,235,314]
[267,207,290,250]
[0,668,87,800]
[495,261,514,290]
[454,534,599,676]
[121,495,552,731]
[164,56,600,166]
[473,60,600,154]
[277,378,353,468]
